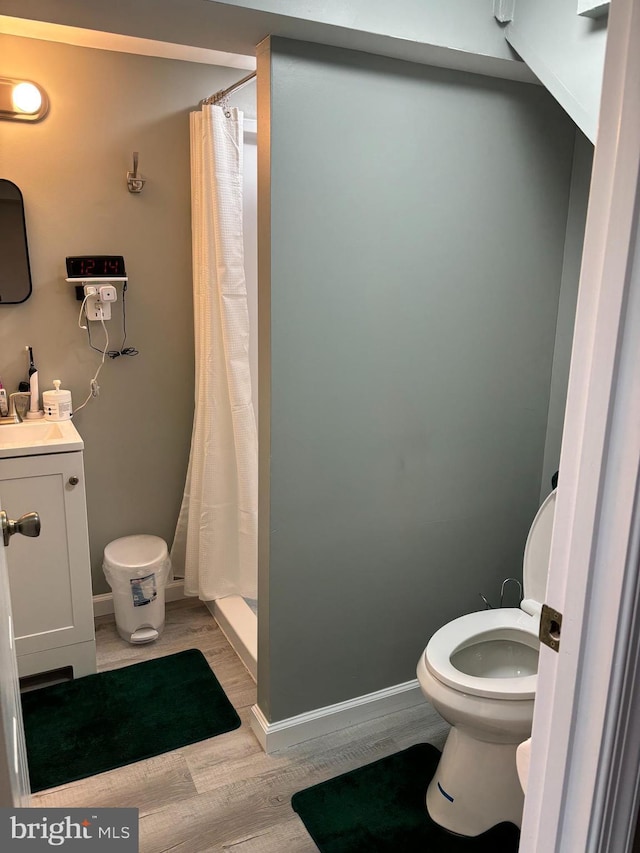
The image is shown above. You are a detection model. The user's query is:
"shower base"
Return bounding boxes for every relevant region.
[207,595,257,682]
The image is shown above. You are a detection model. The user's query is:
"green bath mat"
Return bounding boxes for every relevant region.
[22,649,241,792]
[292,743,520,852]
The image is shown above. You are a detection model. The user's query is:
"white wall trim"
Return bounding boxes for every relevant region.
[93,579,186,618]
[520,0,640,849]
[250,679,424,753]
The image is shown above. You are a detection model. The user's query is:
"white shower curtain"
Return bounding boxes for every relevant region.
[172,105,258,601]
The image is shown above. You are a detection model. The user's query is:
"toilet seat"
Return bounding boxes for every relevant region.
[423,490,556,702]
[424,608,539,700]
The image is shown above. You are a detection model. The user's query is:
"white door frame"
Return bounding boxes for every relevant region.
[521,0,640,849]
[0,501,31,807]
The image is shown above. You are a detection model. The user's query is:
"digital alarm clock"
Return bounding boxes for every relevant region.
[65,255,127,279]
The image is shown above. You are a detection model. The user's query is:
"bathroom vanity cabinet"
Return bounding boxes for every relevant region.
[0,450,96,681]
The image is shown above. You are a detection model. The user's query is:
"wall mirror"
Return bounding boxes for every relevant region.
[0,179,33,304]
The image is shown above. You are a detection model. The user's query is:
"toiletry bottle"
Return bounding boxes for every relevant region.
[0,381,8,418]
[43,380,72,421]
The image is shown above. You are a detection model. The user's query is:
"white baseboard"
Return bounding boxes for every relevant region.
[93,580,186,618]
[250,679,424,753]
[208,596,257,683]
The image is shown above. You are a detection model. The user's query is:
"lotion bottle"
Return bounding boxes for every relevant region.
[43,380,72,421]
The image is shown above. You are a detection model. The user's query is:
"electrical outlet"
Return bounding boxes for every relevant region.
[85,296,112,322]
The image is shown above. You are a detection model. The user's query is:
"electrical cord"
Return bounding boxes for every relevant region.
[73,282,139,417]
[84,282,139,359]
[74,315,109,414]
[77,293,91,330]
[107,282,139,358]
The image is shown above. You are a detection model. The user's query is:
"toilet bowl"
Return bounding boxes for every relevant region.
[417,490,556,837]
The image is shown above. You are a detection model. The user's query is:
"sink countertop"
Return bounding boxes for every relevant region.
[0,420,83,458]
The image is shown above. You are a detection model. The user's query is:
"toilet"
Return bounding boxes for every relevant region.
[417,489,556,837]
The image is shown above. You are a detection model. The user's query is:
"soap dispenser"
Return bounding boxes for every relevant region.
[43,380,72,421]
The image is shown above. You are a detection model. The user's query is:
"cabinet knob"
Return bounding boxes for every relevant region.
[1,510,41,547]
[68,476,79,486]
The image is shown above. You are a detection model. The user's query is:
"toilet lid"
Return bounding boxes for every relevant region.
[521,490,556,615]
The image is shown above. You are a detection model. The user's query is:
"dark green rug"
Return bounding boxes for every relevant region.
[22,649,241,792]
[292,743,520,852]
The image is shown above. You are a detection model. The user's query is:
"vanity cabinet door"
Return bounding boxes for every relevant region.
[0,452,96,678]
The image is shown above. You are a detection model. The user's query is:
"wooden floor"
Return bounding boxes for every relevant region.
[32,599,449,852]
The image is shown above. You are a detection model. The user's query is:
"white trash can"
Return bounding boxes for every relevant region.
[103,535,171,644]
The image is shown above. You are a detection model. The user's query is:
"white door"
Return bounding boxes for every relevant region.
[0,499,31,807]
[521,0,640,849]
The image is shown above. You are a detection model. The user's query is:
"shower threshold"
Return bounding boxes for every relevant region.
[207,595,257,682]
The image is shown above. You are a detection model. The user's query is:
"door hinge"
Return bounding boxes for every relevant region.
[539,604,562,652]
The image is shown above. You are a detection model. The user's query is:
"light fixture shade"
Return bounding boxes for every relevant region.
[0,77,49,122]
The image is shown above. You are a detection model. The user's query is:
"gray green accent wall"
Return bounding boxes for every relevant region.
[257,37,578,722]
[540,132,594,500]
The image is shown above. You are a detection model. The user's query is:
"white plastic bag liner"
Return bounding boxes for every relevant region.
[103,535,172,644]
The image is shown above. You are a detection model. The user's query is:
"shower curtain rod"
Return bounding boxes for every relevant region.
[201,70,257,106]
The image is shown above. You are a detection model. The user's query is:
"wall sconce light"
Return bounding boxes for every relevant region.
[0,77,49,122]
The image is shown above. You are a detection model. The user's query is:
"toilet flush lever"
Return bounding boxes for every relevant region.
[539,604,562,652]
[500,577,523,608]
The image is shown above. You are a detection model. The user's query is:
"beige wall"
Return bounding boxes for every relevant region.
[0,35,255,593]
